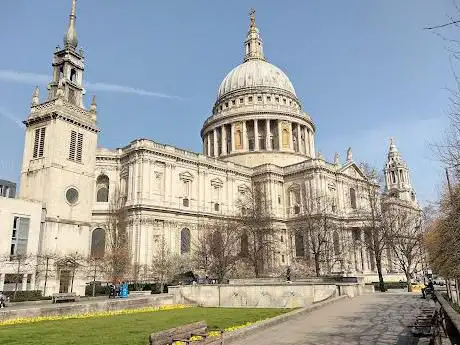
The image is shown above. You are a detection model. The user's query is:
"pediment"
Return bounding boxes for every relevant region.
[179,171,194,181]
[210,177,223,187]
[339,163,367,181]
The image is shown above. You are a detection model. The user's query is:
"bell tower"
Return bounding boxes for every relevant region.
[19,0,98,226]
[384,138,417,204]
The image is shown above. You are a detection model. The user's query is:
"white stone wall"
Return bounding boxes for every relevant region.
[0,197,43,292]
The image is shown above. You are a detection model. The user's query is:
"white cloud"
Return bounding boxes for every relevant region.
[0,69,183,100]
[0,106,23,128]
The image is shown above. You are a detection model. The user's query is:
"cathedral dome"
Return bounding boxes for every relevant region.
[217,59,296,99]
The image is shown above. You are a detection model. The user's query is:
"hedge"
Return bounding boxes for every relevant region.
[3,290,51,302]
[370,281,407,289]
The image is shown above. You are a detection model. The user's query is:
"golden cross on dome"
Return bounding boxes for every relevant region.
[249,8,256,27]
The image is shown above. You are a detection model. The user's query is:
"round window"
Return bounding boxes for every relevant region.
[66,188,79,205]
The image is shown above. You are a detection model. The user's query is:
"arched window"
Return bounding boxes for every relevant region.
[333,231,340,256]
[350,188,357,209]
[295,232,305,257]
[91,228,106,258]
[70,68,77,83]
[96,175,109,202]
[240,233,249,257]
[180,228,191,254]
[211,231,223,254]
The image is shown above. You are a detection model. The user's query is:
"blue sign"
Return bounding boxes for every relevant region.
[119,283,129,298]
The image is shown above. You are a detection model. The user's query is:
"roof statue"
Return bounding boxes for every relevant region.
[346,147,353,161]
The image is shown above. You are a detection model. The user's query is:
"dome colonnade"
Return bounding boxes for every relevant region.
[201,10,316,167]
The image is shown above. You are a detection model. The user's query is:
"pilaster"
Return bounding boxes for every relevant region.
[254,120,259,150]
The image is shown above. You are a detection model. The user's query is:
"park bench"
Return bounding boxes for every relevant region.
[51,292,79,304]
[408,307,439,344]
[149,321,224,345]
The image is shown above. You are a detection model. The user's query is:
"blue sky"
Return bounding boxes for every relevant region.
[0,0,457,205]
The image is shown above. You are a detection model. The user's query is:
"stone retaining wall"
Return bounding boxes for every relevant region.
[0,294,174,322]
[169,283,365,308]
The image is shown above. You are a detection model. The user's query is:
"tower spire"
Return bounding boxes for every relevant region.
[64,0,78,50]
[244,9,265,62]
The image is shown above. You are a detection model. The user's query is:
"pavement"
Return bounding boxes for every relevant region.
[228,293,435,345]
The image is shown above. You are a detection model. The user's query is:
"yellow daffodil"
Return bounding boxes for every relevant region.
[0,304,190,327]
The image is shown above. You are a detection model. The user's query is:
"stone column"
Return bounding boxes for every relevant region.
[0,273,4,292]
[231,123,236,152]
[221,125,227,155]
[254,119,259,150]
[309,129,316,158]
[304,127,309,156]
[360,229,369,272]
[266,119,271,150]
[213,128,218,157]
[128,164,134,200]
[22,273,28,291]
[278,120,283,150]
[242,121,248,150]
[296,123,301,153]
[132,159,138,202]
[289,122,294,151]
[207,132,211,156]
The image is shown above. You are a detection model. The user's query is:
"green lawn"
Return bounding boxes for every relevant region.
[0,307,291,345]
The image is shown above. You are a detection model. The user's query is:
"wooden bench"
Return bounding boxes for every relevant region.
[52,292,79,304]
[408,307,439,343]
[149,321,224,345]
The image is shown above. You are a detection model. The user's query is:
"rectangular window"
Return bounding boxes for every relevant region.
[11,216,29,257]
[69,130,83,162]
[248,96,253,103]
[239,98,244,104]
[257,96,262,102]
[267,96,271,102]
[33,127,46,158]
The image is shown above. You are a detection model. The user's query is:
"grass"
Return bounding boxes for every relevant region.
[0,307,291,345]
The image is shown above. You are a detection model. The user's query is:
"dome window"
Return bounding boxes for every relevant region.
[283,98,287,104]
[232,100,236,105]
[239,98,244,104]
[225,102,229,108]
[267,96,271,102]
[289,101,292,105]
[275,97,279,103]
[248,96,253,103]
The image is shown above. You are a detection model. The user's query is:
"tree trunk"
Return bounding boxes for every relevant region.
[406,272,412,292]
[375,257,386,292]
[447,279,453,301]
[314,254,321,277]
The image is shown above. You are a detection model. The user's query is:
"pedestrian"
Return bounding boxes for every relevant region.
[0,291,6,308]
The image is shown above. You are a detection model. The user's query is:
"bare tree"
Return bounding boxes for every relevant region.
[293,194,338,277]
[194,219,242,283]
[35,251,62,296]
[358,163,390,292]
[236,182,276,277]
[386,206,423,292]
[104,187,131,283]
[150,235,183,292]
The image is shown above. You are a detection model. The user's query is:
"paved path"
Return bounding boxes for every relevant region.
[230,293,434,345]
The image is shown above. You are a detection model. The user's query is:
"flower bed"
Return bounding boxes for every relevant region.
[172,321,255,345]
[0,304,191,327]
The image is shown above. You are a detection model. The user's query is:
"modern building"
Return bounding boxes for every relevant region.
[0,1,421,295]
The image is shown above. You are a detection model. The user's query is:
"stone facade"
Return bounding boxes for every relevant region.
[0,2,422,296]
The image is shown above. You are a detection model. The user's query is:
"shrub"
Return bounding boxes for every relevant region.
[84,284,110,296]
[3,290,50,302]
[370,281,407,290]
